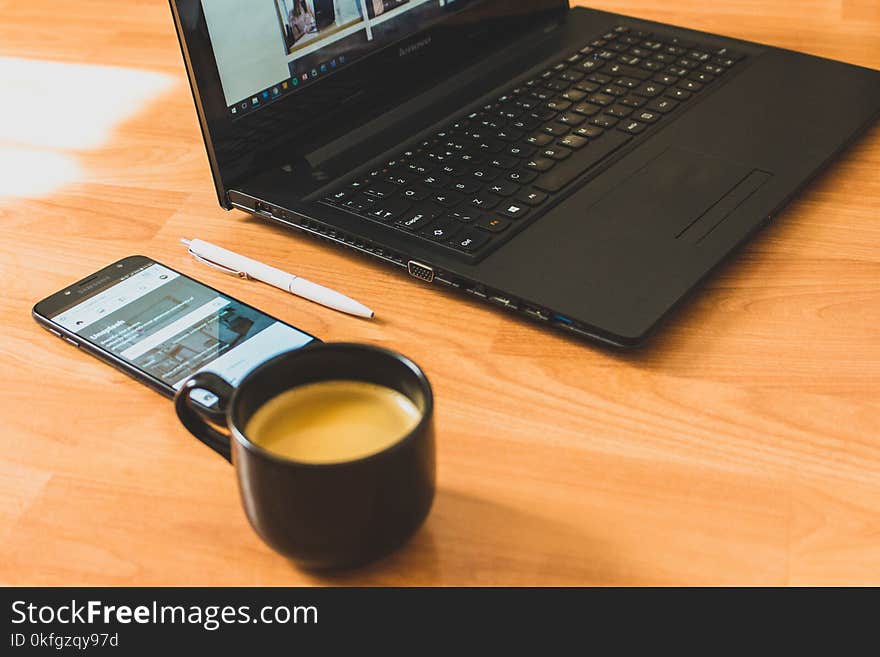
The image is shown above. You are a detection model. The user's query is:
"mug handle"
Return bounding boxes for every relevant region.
[174,371,236,463]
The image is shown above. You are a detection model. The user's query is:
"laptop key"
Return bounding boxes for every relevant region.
[714,47,743,60]
[499,202,530,219]
[539,146,573,161]
[431,191,463,207]
[547,99,572,112]
[559,112,587,126]
[634,110,660,123]
[587,92,615,106]
[525,158,556,172]
[495,128,523,142]
[489,154,520,169]
[449,208,482,223]
[561,88,588,102]
[590,115,618,129]
[420,217,461,242]
[326,189,350,204]
[558,134,588,150]
[606,105,633,118]
[575,125,604,139]
[387,172,411,186]
[579,59,604,72]
[457,153,484,166]
[713,56,737,68]
[405,161,431,176]
[366,197,410,222]
[647,97,678,113]
[525,133,554,146]
[653,73,679,86]
[470,167,501,182]
[633,82,664,97]
[476,216,511,233]
[620,94,646,108]
[343,194,376,213]
[396,204,442,231]
[487,181,520,197]
[573,102,601,116]
[714,47,743,61]
[616,77,642,89]
[688,70,715,84]
[508,169,538,184]
[363,180,396,198]
[450,179,480,194]
[533,131,632,193]
[401,185,429,201]
[507,144,536,158]
[449,231,491,253]
[604,63,650,80]
[518,189,549,206]
[574,81,600,93]
[542,123,570,136]
[619,119,647,135]
[601,84,627,97]
[422,174,450,188]
[469,192,501,210]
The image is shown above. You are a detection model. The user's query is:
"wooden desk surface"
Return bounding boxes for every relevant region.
[1,0,878,586]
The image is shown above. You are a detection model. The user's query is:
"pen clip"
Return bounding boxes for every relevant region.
[188,250,250,279]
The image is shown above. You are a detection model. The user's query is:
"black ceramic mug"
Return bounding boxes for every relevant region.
[174,343,435,570]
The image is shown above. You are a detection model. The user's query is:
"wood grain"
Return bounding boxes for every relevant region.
[0,0,877,586]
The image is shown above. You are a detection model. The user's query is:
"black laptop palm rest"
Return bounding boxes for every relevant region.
[321,26,746,260]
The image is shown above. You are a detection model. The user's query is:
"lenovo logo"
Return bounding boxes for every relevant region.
[399,36,432,58]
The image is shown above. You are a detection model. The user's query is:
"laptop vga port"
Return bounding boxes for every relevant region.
[407,261,434,283]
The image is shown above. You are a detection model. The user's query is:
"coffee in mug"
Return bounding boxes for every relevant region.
[245,380,422,464]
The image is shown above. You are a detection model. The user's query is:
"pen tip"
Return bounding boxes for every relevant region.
[180,238,191,246]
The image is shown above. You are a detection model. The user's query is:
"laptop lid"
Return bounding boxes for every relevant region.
[171,0,569,207]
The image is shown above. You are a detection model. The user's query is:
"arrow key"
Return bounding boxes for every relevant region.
[420,217,461,242]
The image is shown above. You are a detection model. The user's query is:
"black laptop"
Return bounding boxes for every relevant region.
[170,0,880,347]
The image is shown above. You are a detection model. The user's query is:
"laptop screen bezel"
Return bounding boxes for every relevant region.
[170,0,570,206]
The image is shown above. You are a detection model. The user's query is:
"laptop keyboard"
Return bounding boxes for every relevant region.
[321,25,746,258]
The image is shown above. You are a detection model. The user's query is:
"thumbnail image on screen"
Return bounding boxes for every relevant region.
[274,0,371,54]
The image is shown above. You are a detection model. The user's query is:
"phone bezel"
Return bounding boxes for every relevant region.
[32,255,320,399]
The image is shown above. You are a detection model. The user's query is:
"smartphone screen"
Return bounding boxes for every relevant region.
[35,257,317,406]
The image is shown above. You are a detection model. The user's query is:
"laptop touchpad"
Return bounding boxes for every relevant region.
[592,147,770,242]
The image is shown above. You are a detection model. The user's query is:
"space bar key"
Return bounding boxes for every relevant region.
[533,132,632,193]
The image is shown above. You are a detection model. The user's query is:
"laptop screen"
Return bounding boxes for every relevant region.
[202,0,481,118]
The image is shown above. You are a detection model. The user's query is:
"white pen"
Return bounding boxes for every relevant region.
[181,238,374,319]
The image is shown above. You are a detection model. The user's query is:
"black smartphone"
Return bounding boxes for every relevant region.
[32,255,319,406]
